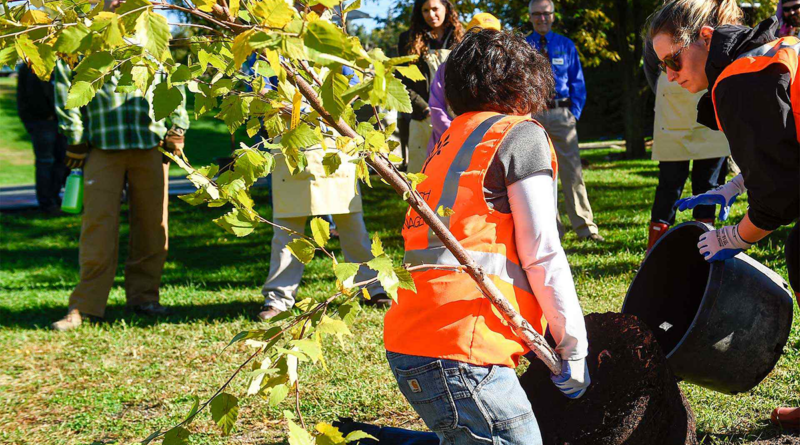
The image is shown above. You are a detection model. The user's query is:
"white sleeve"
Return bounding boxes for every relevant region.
[507,172,589,361]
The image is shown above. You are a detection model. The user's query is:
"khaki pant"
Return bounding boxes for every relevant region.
[262,213,383,311]
[68,147,169,317]
[536,107,598,238]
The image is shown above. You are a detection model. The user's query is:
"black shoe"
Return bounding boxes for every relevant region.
[362,293,393,308]
[131,302,173,316]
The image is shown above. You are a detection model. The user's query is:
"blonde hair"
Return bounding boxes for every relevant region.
[647,0,744,45]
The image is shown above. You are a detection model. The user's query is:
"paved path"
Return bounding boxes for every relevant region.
[0,176,268,212]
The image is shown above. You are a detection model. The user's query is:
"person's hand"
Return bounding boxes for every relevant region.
[65,142,90,169]
[162,125,186,161]
[551,357,590,399]
[698,224,753,262]
[675,174,746,221]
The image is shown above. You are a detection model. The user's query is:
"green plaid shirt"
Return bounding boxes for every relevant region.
[54,60,190,150]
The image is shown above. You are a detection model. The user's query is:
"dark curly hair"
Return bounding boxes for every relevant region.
[406,0,464,56]
[444,29,554,116]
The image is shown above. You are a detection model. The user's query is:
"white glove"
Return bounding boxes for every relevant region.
[676,174,746,221]
[698,224,753,262]
[550,357,591,399]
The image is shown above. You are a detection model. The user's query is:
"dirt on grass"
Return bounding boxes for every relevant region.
[520,312,697,445]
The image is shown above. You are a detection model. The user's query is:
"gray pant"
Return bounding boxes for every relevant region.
[536,107,598,238]
[262,213,384,311]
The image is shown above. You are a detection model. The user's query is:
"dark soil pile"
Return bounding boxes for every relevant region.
[519,312,697,445]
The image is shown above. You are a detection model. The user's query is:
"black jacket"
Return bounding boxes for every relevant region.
[397,27,455,120]
[697,17,800,231]
[17,63,56,122]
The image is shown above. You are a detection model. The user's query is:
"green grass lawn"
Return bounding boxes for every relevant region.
[0,146,797,444]
[0,76,249,187]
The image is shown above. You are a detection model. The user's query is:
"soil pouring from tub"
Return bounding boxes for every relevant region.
[520,312,697,445]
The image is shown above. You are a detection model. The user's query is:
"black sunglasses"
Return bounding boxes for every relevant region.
[659,42,690,73]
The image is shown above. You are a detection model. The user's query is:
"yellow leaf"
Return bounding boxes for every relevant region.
[290,90,302,130]
[228,0,240,18]
[265,49,285,84]
[195,0,216,12]
[252,0,295,28]
[231,29,254,69]
[20,10,52,25]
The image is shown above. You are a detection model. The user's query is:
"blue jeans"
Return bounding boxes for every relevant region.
[386,351,543,445]
[651,157,727,225]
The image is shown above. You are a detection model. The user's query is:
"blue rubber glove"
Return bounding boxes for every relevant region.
[698,224,753,262]
[675,174,746,221]
[551,357,590,399]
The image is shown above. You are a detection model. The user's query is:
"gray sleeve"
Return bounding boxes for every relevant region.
[495,121,554,186]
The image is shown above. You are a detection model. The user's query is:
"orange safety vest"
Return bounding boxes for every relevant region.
[712,36,800,143]
[383,111,558,368]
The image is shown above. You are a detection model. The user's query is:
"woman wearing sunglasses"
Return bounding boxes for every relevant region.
[649,0,799,428]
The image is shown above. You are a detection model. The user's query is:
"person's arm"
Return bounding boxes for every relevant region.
[714,64,800,231]
[566,39,587,120]
[428,63,450,153]
[508,172,588,361]
[54,60,85,146]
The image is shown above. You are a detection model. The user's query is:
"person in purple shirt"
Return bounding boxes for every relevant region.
[526,0,602,242]
[427,13,502,155]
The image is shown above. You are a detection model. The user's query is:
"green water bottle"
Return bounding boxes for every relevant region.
[61,169,84,214]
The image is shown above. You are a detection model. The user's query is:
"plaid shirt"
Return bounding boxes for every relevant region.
[54,60,190,150]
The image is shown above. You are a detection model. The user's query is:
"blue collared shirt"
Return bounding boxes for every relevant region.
[526,31,587,120]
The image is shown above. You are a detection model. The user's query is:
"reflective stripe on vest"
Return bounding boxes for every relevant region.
[421,114,506,249]
[712,36,800,142]
[404,246,534,295]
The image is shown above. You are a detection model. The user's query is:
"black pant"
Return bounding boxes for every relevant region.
[24,119,68,209]
[651,157,727,225]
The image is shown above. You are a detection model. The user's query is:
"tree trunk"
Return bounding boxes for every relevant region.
[614,0,647,159]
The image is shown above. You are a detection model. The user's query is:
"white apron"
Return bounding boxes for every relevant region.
[407,48,451,173]
[652,75,730,161]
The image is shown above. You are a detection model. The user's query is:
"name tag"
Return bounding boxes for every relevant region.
[552,57,565,66]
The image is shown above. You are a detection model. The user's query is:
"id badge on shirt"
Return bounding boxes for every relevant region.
[552,57,565,66]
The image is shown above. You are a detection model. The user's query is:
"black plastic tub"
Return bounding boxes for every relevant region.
[622,222,794,394]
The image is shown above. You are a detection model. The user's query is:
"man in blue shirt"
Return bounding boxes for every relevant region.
[526,0,603,241]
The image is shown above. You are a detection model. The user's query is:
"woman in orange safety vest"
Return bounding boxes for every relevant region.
[383,29,590,444]
[649,0,800,428]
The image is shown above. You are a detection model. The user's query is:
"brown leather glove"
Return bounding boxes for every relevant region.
[65,142,90,169]
[161,125,186,163]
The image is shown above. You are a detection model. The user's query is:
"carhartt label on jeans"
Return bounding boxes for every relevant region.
[408,379,422,393]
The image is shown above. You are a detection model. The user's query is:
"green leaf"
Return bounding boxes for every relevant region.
[395,266,416,293]
[367,255,400,300]
[170,65,194,84]
[210,393,239,436]
[66,81,96,109]
[210,78,234,97]
[322,152,342,176]
[73,51,116,84]
[337,300,361,326]
[283,147,308,175]
[152,82,184,121]
[162,426,190,445]
[233,147,273,186]
[286,238,315,264]
[216,95,249,133]
[288,419,314,445]
[342,0,362,14]
[436,206,455,217]
[405,172,428,190]
[395,65,425,82]
[15,36,55,81]
[184,395,200,425]
[304,20,355,66]
[321,71,349,120]
[0,47,17,69]
[317,315,352,337]
[116,0,151,30]
[194,93,217,117]
[385,74,413,113]
[370,233,384,257]
[345,430,379,443]
[102,16,126,48]
[252,0,295,28]
[334,262,359,287]
[291,338,322,362]
[280,123,320,149]
[268,383,290,407]
[140,429,162,445]
[213,209,258,237]
[54,25,91,54]
[310,217,330,248]
[246,117,261,138]
[136,11,170,62]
